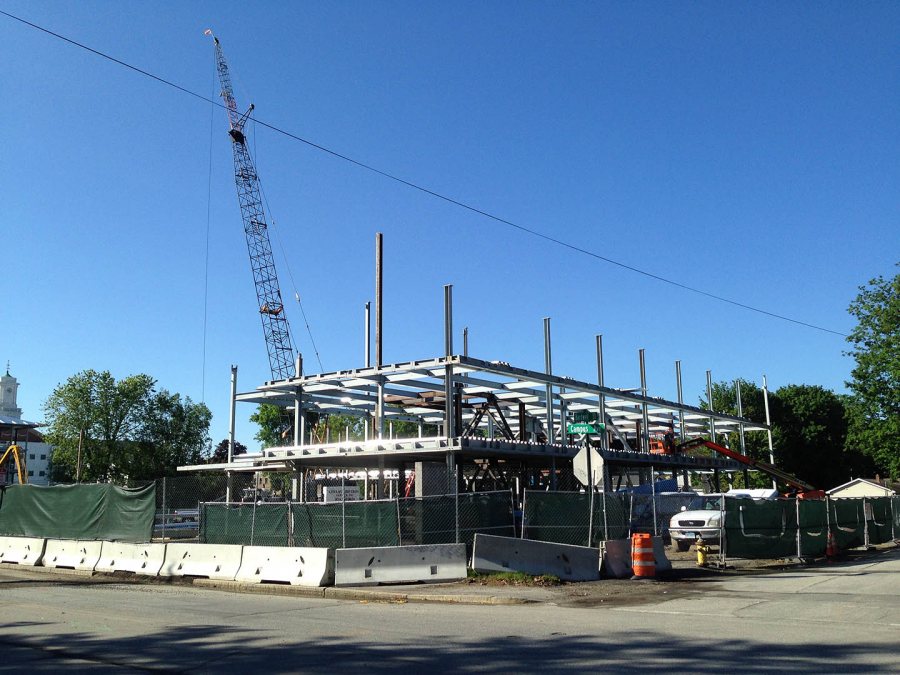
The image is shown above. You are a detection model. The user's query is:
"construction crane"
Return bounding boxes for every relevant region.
[210,33,296,382]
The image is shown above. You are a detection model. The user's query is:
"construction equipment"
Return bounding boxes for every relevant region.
[676,437,824,497]
[210,33,296,382]
[0,444,26,485]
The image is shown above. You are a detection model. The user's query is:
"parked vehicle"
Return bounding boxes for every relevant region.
[668,489,779,551]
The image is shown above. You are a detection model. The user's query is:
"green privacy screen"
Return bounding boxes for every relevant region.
[724,498,797,559]
[201,503,290,547]
[0,483,155,542]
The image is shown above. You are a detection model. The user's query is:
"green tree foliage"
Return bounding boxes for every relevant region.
[210,439,248,463]
[702,380,870,489]
[770,385,854,490]
[44,370,211,482]
[249,403,292,449]
[845,266,900,478]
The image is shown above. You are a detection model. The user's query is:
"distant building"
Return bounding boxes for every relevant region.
[0,365,52,486]
[827,477,896,499]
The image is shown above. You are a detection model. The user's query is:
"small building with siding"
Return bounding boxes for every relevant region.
[827,478,896,498]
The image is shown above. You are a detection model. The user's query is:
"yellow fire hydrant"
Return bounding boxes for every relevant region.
[696,537,710,567]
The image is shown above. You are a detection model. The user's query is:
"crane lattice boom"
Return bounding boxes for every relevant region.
[212,36,296,381]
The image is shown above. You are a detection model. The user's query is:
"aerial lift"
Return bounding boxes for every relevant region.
[675,437,824,498]
[0,444,26,485]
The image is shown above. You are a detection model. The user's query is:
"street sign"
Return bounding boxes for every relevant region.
[573,446,604,487]
[573,411,599,424]
[567,422,604,434]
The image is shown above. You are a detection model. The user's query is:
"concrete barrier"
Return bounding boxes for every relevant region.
[42,539,102,571]
[335,544,466,586]
[472,534,600,582]
[652,536,672,573]
[160,543,243,580]
[235,546,334,587]
[602,539,632,578]
[0,536,46,566]
[96,541,168,575]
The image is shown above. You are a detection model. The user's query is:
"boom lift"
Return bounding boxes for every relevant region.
[210,33,296,381]
[676,437,824,497]
[0,444,26,485]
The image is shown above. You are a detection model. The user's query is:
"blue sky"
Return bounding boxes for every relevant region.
[3,2,898,450]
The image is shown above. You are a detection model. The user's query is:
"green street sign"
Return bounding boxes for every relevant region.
[567,422,605,434]
[573,411,599,424]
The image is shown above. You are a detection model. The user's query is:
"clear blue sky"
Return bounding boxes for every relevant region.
[3,2,898,451]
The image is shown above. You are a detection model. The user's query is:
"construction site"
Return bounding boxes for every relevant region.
[1,32,897,591]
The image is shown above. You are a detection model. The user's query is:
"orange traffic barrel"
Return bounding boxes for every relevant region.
[631,533,655,578]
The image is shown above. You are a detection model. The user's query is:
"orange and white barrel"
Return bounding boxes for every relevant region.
[631,533,656,578]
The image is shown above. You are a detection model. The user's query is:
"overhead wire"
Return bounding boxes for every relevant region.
[0,9,849,338]
[250,120,325,371]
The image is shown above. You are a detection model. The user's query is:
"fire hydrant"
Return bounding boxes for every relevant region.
[696,537,710,567]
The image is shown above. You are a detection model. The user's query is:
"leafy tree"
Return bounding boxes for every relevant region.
[44,370,211,482]
[210,439,248,464]
[249,403,292,449]
[845,266,900,478]
[771,385,850,490]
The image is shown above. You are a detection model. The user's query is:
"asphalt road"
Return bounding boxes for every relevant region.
[1,548,898,673]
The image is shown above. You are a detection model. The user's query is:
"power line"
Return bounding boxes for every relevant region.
[1,9,849,338]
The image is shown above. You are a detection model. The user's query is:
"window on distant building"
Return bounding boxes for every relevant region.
[28,470,34,476]
[29,454,35,460]
[39,471,45,477]
[40,454,46,460]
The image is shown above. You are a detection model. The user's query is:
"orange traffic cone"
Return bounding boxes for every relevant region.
[825,530,837,562]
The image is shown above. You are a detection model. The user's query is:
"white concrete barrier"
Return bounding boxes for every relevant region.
[472,534,600,582]
[42,539,102,571]
[0,536,46,566]
[160,543,243,580]
[652,536,672,573]
[235,546,334,587]
[602,539,632,578]
[335,544,466,586]
[96,541,168,576]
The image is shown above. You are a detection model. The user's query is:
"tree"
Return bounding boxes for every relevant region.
[249,403,293,449]
[44,370,211,482]
[845,265,900,478]
[210,439,248,464]
[771,385,851,490]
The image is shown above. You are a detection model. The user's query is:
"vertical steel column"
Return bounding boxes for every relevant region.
[364,301,371,368]
[226,364,237,504]
[675,361,685,441]
[639,349,650,454]
[736,379,750,486]
[706,370,716,443]
[463,327,468,357]
[292,355,302,500]
[543,318,554,443]
[375,234,384,440]
[762,375,777,490]
[650,464,657,536]
[596,335,608,451]
[444,285,455,493]
[543,318,556,489]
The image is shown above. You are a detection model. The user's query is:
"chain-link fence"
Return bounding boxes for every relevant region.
[144,475,900,561]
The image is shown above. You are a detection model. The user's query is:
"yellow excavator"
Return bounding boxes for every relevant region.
[0,444,26,485]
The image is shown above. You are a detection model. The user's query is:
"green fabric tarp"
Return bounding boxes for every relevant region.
[865,497,893,545]
[829,498,865,550]
[0,483,155,542]
[797,499,828,557]
[293,500,400,548]
[200,503,289,546]
[396,492,514,547]
[724,498,797,559]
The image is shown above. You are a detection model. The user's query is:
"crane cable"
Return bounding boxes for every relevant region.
[250,121,325,372]
[0,9,849,338]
